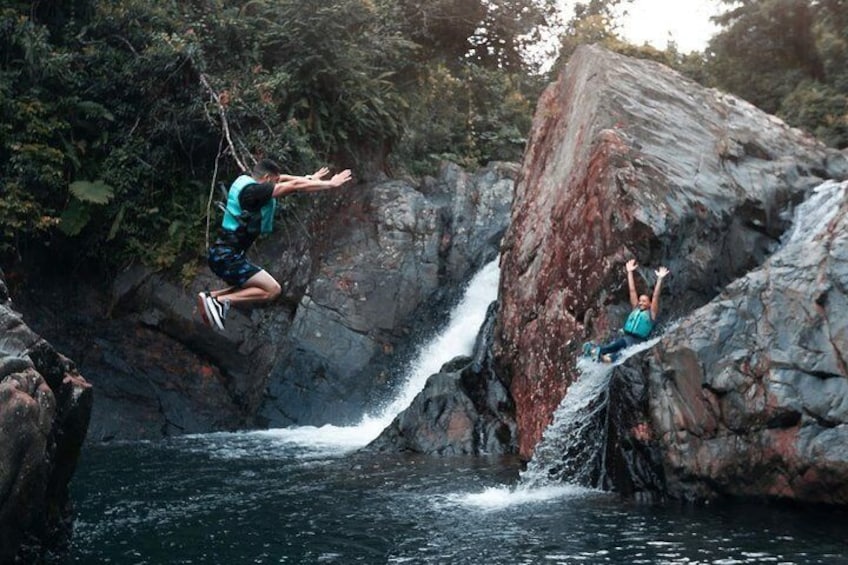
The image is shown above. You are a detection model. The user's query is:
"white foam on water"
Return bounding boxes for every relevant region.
[444,483,599,512]
[521,336,662,488]
[253,425,378,452]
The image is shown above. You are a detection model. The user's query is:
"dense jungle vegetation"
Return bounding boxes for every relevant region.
[1,0,846,277]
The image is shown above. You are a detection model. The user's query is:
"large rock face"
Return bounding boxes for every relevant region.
[642,180,848,503]
[17,161,515,441]
[260,162,515,427]
[0,275,92,561]
[494,44,848,461]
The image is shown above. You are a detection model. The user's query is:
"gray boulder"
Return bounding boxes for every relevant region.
[262,162,515,427]
[492,44,848,504]
[367,302,517,455]
[641,180,848,503]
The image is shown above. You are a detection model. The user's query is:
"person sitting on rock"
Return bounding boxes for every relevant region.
[588,259,669,363]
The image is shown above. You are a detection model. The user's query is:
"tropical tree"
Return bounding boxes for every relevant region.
[1,0,562,273]
[388,0,556,173]
[704,0,847,148]
[552,0,630,70]
[0,0,416,270]
[705,0,823,114]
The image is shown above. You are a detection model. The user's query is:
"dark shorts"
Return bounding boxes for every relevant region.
[208,244,262,287]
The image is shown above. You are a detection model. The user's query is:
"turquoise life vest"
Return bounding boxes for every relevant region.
[221,174,276,235]
[623,308,653,339]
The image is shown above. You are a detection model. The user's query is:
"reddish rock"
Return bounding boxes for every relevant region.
[495,45,846,460]
[650,181,848,504]
[0,277,92,562]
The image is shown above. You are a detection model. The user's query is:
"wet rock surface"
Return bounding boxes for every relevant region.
[0,275,92,561]
[494,44,846,462]
[16,162,516,441]
[494,45,847,504]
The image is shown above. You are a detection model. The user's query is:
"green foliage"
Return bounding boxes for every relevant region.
[780,81,848,148]
[373,0,560,70]
[701,0,848,148]
[183,0,415,171]
[392,63,539,173]
[1,0,551,273]
[553,0,631,70]
[5,0,845,278]
[69,180,115,204]
[383,0,554,173]
[60,179,115,236]
[468,0,560,71]
[705,1,819,114]
[0,8,73,257]
[59,199,91,237]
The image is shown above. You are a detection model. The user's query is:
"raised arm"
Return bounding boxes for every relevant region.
[274,167,331,183]
[650,266,669,319]
[272,169,353,197]
[626,259,639,308]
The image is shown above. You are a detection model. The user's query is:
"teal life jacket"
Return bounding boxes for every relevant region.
[623,308,654,339]
[221,174,276,235]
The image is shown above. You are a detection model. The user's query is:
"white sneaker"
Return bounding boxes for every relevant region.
[197,292,212,327]
[205,295,227,331]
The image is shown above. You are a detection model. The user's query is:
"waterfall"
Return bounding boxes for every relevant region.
[520,337,660,489]
[782,180,846,246]
[262,259,501,453]
[520,361,614,488]
[368,259,501,425]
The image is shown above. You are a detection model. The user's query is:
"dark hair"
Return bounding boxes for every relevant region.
[253,159,282,178]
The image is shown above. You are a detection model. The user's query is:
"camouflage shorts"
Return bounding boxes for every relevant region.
[207,244,262,287]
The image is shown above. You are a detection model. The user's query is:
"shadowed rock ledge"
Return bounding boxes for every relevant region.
[0,274,92,562]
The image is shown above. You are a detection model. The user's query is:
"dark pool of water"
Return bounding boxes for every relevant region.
[64,432,848,564]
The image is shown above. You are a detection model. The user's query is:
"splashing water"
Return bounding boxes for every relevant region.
[520,337,661,489]
[445,483,599,512]
[513,180,848,493]
[439,337,662,509]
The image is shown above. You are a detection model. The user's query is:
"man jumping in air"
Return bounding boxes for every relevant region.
[199,159,353,330]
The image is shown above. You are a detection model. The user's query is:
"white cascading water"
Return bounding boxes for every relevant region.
[782,180,846,246]
[519,337,660,489]
[452,339,661,511]
[258,258,502,455]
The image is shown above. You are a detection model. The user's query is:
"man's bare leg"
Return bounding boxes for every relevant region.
[199,271,281,328]
[212,270,281,306]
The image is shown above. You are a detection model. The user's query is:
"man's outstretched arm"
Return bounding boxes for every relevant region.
[272,169,353,197]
